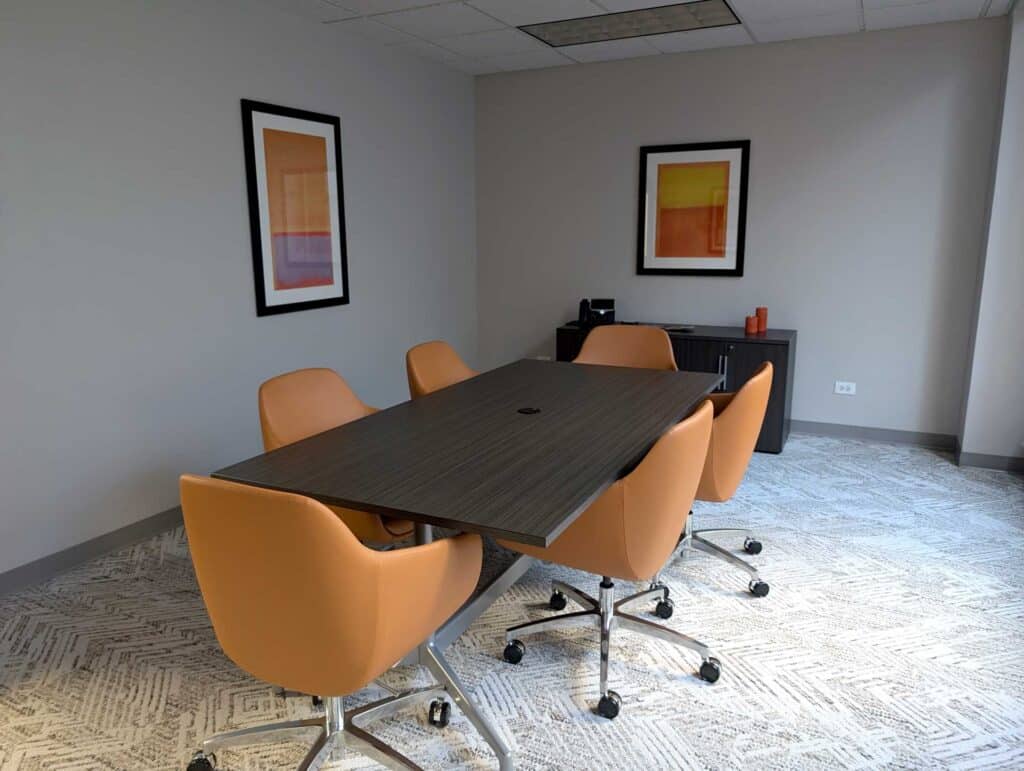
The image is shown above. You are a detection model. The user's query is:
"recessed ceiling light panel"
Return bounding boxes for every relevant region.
[520,1,739,48]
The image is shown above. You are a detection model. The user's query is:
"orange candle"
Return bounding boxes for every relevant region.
[756,306,768,333]
[745,315,759,334]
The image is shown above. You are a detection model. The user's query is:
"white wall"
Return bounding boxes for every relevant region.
[960,5,1024,463]
[475,20,1007,437]
[0,0,477,573]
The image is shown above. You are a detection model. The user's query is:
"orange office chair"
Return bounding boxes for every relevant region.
[180,475,511,771]
[573,325,678,370]
[405,340,477,399]
[258,368,413,545]
[497,401,716,719]
[665,362,774,597]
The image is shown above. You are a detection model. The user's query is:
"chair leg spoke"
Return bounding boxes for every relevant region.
[505,609,600,640]
[691,534,761,579]
[615,585,668,610]
[344,724,423,771]
[201,718,325,753]
[347,687,445,728]
[296,729,332,771]
[616,612,712,660]
[552,579,597,609]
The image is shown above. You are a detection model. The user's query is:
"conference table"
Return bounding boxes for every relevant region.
[214,358,722,769]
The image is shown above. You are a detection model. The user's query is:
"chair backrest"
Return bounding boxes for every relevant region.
[698,362,773,501]
[180,475,384,696]
[258,368,374,452]
[619,400,714,578]
[406,340,476,399]
[573,325,678,370]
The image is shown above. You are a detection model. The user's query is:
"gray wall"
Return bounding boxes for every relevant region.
[961,5,1024,462]
[476,20,1007,437]
[0,0,477,573]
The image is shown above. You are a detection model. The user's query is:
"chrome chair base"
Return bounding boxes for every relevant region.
[658,515,770,597]
[188,643,511,771]
[502,577,720,719]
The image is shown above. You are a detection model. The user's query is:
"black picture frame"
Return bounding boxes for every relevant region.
[635,140,749,277]
[241,99,350,316]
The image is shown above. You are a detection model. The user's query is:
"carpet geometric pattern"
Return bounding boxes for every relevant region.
[1,435,1022,770]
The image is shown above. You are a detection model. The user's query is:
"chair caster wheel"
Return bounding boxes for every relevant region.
[699,657,721,683]
[744,538,763,555]
[749,579,770,597]
[651,582,670,599]
[503,639,525,664]
[187,751,217,771]
[654,598,674,619]
[549,590,568,610]
[427,699,451,728]
[596,690,621,719]
[311,695,323,709]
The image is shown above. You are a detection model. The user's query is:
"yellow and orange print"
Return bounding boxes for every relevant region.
[655,161,729,258]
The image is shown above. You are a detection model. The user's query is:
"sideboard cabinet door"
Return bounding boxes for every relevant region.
[724,342,791,453]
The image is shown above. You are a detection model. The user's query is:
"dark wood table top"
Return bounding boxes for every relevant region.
[213,359,722,547]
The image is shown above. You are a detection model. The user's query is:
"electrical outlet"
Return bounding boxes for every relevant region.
[535,355,552,361]
[834,380,857,396]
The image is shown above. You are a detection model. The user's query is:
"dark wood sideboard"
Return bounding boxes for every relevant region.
[555,323,797,453]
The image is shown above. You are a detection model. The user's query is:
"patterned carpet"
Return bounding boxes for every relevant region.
[1,435,1022,770]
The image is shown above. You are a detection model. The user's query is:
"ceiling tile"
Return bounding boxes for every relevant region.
[394,39,463,63]
[748,10,862,42]
[863,0,968,7]
[375,3,505,38]
[341,0,445,13]
[986,0,1014,14]
[485,49,575,71]
[864,0,986,29]
[262,0,358,22]
[647,22,753,51]
[466,0,605,26]
[437,28,546,57]
[559,36,661,62]
[595,0,702,10]
[327,17,419,45]
[728,0,858,23]
[448,57,505,74]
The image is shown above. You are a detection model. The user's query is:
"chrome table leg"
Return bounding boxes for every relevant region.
[412,523,515,770]
[422,642,514,771]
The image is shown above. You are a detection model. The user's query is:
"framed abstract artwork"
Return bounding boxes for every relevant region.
[241,99,349,316]
[636,140,749,277]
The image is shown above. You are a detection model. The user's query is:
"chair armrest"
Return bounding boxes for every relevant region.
[369,534,483,671]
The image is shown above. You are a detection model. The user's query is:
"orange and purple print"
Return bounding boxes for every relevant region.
[263,128,334,290]
[655,161,729,258]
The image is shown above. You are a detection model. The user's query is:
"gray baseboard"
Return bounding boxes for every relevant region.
[954,443,1024,472]
[0,505,183,598]
[790,420,956,450]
